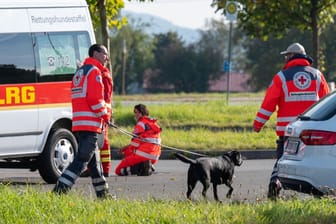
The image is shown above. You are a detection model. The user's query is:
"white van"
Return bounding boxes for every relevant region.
[0,0,96,183]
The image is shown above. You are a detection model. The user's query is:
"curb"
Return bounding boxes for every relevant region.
[111,149,276,160]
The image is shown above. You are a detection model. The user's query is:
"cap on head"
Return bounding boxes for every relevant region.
[280,43,306,55]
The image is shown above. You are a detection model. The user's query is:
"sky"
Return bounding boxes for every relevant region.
[123,0,225,30]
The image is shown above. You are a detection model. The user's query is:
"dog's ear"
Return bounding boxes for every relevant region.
[232,151,243,166]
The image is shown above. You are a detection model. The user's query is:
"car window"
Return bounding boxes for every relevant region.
[34,31,90,82]
[0,33,36,84]
[301,92,336,120]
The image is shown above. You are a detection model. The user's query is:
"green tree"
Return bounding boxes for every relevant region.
[322,19,336,82]
[86,0,152,71]
[151,32,188,92]
[245,29,312,90]
[86,0,127,58]
[110,23,155,94]
[212,0,336,69]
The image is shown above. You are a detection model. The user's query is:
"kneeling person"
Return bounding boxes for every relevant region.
[115,104,161,176]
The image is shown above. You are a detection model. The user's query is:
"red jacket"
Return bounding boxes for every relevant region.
[71,57,109,133]
[130,116,162,160]
[101,67,113,115]
[254,56,330,136]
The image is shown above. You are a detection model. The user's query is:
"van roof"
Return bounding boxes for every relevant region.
[0,0,87,8]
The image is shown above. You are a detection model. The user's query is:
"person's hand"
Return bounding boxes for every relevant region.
[102,114,110,125]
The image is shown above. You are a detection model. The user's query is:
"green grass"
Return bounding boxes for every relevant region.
[110,93,277,151]
[1,185,336,224]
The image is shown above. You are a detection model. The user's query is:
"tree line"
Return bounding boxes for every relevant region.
[106,17,336,94]
[86,0,336,94]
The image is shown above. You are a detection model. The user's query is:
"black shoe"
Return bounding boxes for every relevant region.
[267,179,281,200]
[97,193,117,200]
[96,189,117,200]
[53,182,70,195]
[130,164,140,175]
[137,160,152,176]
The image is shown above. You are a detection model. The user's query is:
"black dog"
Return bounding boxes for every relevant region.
[175,151,243,201]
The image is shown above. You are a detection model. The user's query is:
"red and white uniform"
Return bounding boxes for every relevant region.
[100,67,113,174]
[115,116,162,176]
[71,57,109,133]
[253,57,330,136]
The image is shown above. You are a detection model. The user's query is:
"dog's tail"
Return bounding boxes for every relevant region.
[174,153,197,164]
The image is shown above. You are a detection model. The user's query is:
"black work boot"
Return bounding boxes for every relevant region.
[130,164,140,175]
[96,189,117,200]
[52,182,70,195]
[267,179,281,200]
[137,160,152,176]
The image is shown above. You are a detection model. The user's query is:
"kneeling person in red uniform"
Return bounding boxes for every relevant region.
[115,104,161,176]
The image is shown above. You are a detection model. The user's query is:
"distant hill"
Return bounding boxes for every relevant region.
[122,10,201,44]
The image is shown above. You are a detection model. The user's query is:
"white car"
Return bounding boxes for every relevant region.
[278,91,336,196]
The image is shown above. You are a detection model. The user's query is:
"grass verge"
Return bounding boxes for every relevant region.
[110,94,277,151]
[1,185,335,224]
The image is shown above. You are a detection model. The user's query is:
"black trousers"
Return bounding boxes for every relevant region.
[270,136,287,182]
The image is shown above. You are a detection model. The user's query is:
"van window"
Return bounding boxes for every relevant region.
[35,32,90,82]
[0,33,36,84]
[0,31,91,85]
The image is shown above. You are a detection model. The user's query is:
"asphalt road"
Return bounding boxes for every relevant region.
[0,159,311,203]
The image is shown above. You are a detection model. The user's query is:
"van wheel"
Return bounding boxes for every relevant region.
[38,128,78,184]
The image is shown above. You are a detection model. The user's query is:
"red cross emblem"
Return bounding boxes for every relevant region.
[293,72,311,90]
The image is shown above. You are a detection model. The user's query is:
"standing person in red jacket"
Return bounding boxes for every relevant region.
[80,51,113,177]
[99,66,113,177]
[253,43,330,200]
[53,44,112,199]
[115,104,162,176]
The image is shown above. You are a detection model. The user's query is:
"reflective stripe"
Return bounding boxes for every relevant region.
[101,157,110,162]
[100,150,110,155]
[137,121,146,130]
[92,102,105,110]
[255,116,267,124]
[63,169,77,179]
[58,176,73,187]
[94,183,108,192]
[71,87,83,94]
[95,185,107,192]
[134,150,159,160]
[73,111,97,118]
[277,116,296,122]
[276,126,286,131]
[258,108,273,117]
[92,177,105,184]
[142,137,161,144]
[316,71,321,93]
[106,104,112,109]
[96,109,108,117]
[130,142,140,147]
[73,120,101,128]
